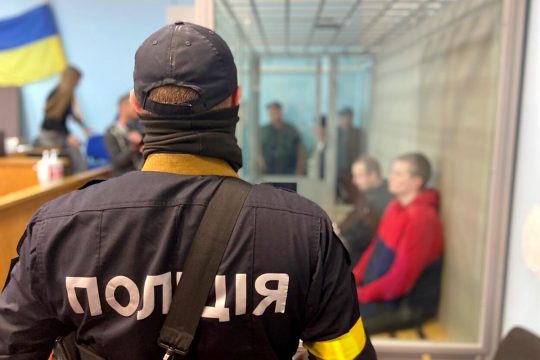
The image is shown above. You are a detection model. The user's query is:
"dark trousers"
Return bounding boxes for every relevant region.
[360,301,436,335]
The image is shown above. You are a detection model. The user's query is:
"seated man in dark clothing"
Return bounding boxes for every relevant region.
[104,94,143,176]
[353,153,444,334]
[337,155,393,265]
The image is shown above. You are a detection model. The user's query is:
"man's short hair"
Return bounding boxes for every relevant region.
[397,153,431,187]
[145,85,230,114]
[339,107,353,118]
[355,155,381,178]
[266,101,282,110]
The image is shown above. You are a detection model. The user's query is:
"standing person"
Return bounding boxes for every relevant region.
[337,155,393,265]
[353,153,444,334]
[0,23,376,360]
[337,107,366,203]
[260,101,306,175]
[36,65,90,173]
[104,94,143,176]
[307,115,327,179]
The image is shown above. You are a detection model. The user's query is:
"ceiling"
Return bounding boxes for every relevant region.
[217,0,459,55]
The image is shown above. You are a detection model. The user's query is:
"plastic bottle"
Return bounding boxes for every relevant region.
[36,150,51,185]
[49,149,63,181]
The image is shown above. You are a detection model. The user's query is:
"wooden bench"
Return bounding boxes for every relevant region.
[372,320,447,341]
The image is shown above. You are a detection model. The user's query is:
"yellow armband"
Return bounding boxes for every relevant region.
[303,317,367,360]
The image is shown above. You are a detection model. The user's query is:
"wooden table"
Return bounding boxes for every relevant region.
[0,155,69,196]
[0,166,111,285]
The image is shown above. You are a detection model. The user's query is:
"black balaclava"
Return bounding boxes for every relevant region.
[139,106,243,171]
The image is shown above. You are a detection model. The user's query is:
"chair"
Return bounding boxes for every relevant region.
[494,327,540,360]
[86,135,110,169]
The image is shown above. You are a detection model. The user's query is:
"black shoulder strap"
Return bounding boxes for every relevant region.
[158,177,251,359]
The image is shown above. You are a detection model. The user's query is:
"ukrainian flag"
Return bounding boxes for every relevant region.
[0,4,67,86]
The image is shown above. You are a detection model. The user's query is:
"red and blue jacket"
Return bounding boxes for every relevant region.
[353,189,444,310]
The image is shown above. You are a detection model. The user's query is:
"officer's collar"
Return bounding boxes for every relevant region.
[142,153,238,178]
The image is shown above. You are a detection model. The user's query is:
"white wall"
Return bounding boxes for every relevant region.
[502,0,540,336]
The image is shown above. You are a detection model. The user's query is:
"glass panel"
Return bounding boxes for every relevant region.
[365,0,502,342]
[215,1,254,179]
[216,0,504,345]
[335,56,373,203]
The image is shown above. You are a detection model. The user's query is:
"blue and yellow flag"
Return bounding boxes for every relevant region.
[0,4,67,86]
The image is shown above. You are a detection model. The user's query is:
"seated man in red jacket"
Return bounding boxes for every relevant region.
[353,153,444,334]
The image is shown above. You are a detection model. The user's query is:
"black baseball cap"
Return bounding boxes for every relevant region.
[134,22,238,115]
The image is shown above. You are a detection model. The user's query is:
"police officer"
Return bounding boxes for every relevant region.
[0,23,377,360]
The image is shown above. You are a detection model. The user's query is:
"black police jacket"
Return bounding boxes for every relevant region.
[0,155,376,360]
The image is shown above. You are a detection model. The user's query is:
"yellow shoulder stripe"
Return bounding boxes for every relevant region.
[142,153,238,178]
[303,317,367,360]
